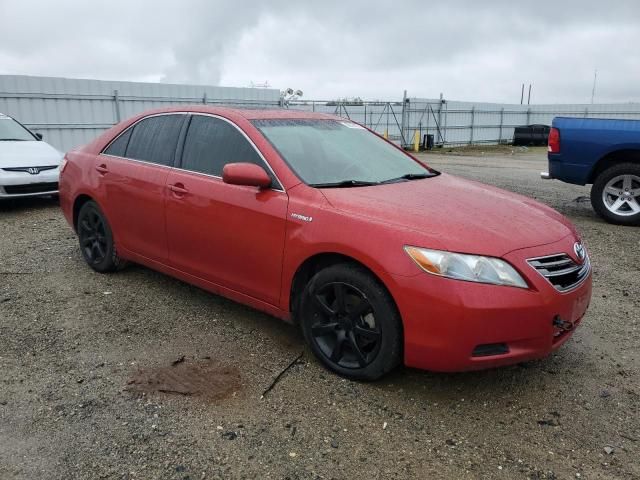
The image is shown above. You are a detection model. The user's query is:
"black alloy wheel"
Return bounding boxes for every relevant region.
[79,208,108,265]
[310,281,382,369]
[77,201,126,272]
[300,263,402,380]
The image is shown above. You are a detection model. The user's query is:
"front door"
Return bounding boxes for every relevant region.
[165,114,288,305]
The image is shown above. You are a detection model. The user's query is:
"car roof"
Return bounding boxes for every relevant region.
[129,105,342,122]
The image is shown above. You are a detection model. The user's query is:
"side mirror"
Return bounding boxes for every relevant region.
[35,133,43,141]
[222,163,272,188]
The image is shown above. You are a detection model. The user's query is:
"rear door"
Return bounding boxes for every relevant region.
[99,113,186,262]
[165,114,288,305]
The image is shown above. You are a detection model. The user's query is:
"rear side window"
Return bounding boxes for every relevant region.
[181,115,271,180]
[104,128,132,157]
[125,114,184,166]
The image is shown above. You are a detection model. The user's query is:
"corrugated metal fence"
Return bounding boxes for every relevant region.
[2,75,640,151]
[289,98,640,147]
[0,75,281,151]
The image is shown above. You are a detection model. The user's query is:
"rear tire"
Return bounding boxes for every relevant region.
[591,163,640,226]
[77,201,127,272]
[299,263,403,381]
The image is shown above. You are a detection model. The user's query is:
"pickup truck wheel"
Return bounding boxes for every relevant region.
[591,163,640,226]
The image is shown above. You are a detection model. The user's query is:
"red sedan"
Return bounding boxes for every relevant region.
[59,107,592,380]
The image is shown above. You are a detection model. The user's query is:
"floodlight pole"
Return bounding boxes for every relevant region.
[400,89,407,148]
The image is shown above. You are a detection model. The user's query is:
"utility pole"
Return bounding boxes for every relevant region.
[527,84,532,105]
[520,83,524,104]
[591,69,598,104]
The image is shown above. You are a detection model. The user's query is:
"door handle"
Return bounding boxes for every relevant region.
[95,164,108,174]
[169,183,189,195]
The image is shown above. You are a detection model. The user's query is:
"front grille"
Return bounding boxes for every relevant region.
[4,182,59,195]
[527,253,590,292]
[2,165,58,174]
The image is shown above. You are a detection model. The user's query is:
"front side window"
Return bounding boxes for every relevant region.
[180,115,272,181]
[253,119,435,187]
[124,114,185,166]
[0,115,36,141]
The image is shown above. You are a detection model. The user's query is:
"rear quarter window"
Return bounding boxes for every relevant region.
[103,128,132,157]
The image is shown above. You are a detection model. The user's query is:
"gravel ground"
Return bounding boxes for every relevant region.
[1,150,638,480]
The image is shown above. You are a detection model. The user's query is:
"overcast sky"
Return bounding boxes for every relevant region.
[1,1,639,104]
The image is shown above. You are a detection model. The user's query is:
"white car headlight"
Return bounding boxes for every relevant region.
[404,246,528,289]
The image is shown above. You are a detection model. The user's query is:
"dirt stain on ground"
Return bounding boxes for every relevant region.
[125,358,241,401]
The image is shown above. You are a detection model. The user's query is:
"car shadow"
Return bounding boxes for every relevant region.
[116,262,303,344]
[369,348,587,407]
[0,195,59,212]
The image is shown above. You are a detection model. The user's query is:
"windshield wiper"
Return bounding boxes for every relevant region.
[309,179,380,188]
[380,172,434,184]
[0,138,29,141]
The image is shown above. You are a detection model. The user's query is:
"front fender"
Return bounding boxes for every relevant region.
[278,207,432,313]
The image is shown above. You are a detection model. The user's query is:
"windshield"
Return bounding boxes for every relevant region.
[0,115,35,141]
[252,119,434,186]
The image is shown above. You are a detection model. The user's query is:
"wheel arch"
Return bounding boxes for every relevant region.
[588,148,640,183]
[288,252,402,327]
[72,194,95,232]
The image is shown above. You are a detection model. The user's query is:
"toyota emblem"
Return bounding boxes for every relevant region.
[574,242,586,262]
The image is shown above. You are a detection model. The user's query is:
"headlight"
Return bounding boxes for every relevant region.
[404,246,528,289]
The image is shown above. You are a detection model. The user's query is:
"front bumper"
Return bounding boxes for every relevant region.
[389,236,592,372]
[0,168,60,198]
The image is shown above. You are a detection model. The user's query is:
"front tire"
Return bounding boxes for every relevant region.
[77,201,126,272]
[591,163,640,226]
[299,263,403,381]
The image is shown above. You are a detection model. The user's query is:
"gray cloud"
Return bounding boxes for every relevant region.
[0,0,639,103]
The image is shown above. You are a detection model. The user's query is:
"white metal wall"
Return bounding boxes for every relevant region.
[289,98,640,146]
[0,75,281,151]
[405,98,640,146]
[2,75,640,151]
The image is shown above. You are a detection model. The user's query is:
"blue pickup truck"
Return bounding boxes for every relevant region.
[543,117,640,225]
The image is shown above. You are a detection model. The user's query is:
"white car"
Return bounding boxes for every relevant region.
[0,112,63,199]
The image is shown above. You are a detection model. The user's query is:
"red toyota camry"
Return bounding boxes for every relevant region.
[59,107,592,380]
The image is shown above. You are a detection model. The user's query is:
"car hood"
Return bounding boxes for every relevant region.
[0,141,63,168]
[319,173,577,258]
